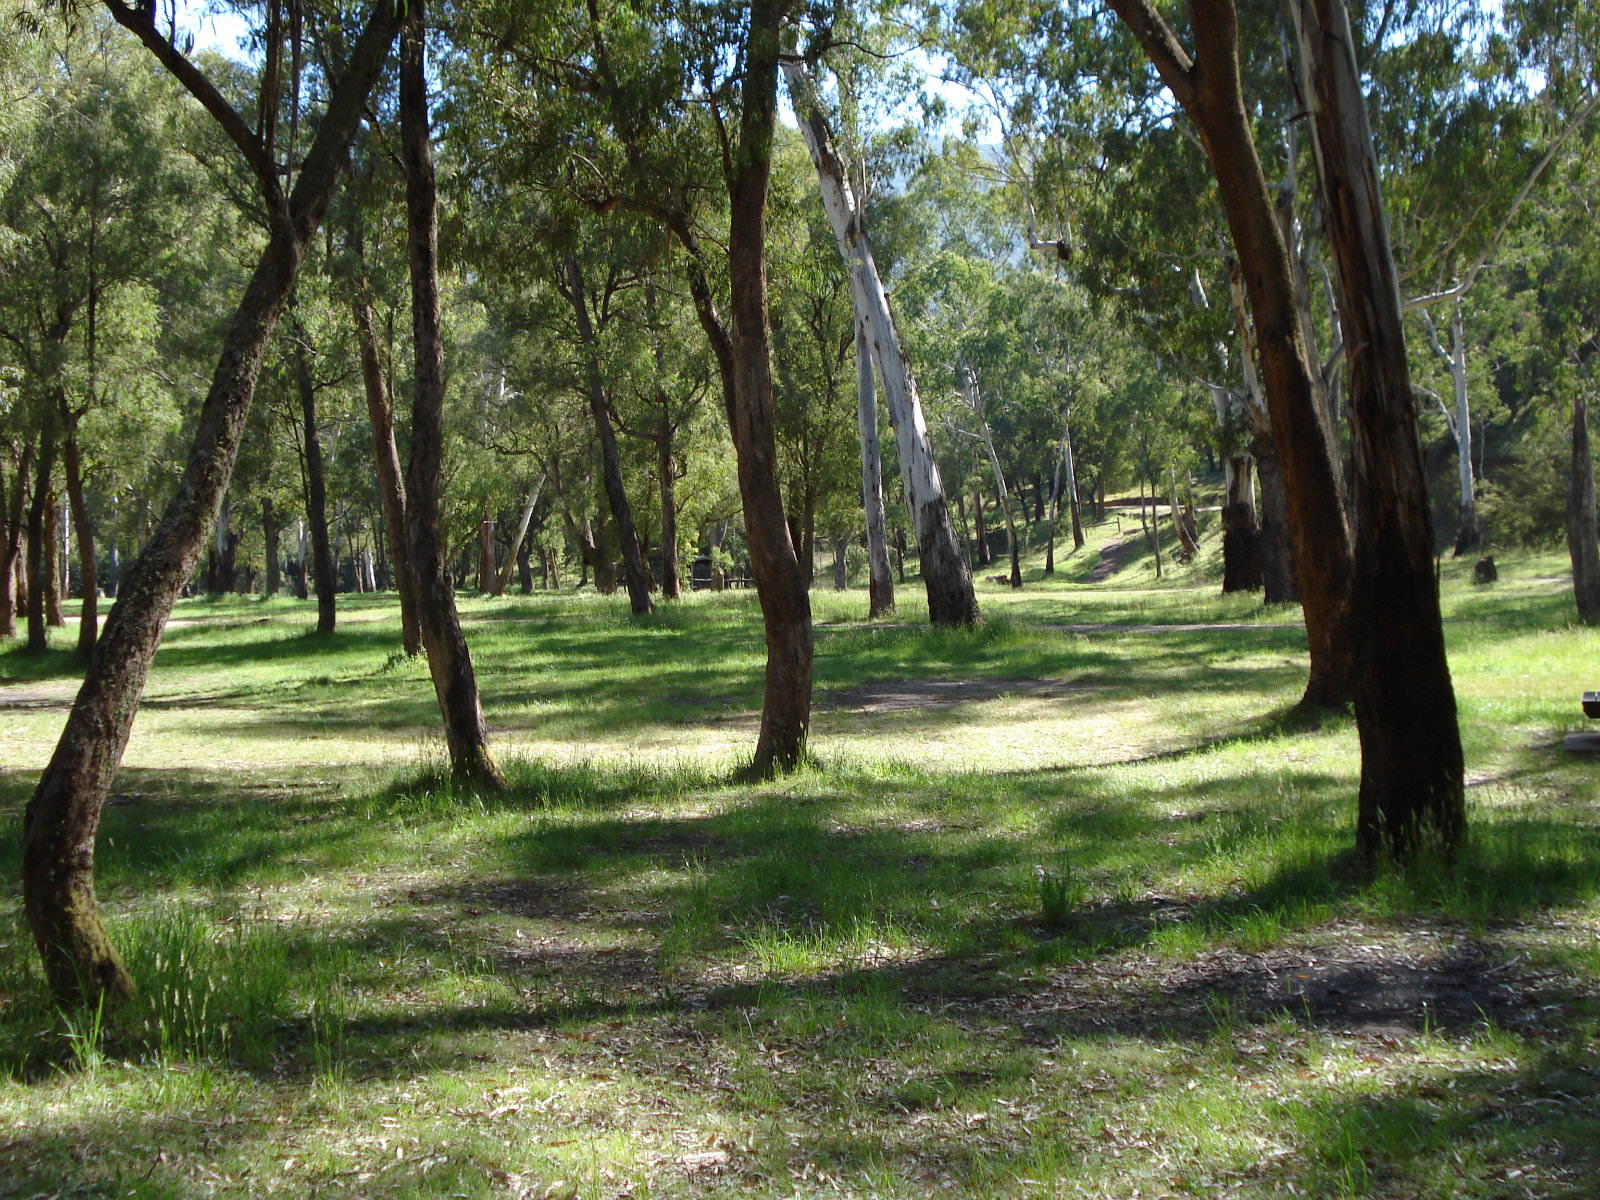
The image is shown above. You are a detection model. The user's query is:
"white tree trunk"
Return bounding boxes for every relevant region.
[494,473,545,596]
[783,57,977,625]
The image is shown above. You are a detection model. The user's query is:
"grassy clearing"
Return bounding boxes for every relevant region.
[2,525,1598,1199]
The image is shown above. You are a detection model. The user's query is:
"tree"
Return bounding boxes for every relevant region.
[1106,0,1358,709]
[783,52,980,626]
[22,0,405,1005]
[399,0,503,789]
[1291,0,1465,863]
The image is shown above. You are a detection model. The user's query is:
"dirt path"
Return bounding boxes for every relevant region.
[1085,535,1137,583]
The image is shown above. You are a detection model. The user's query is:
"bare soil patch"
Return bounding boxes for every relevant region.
[822,677,1086,713]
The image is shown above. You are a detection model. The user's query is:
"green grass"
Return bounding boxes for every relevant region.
[1,529,1597,1198]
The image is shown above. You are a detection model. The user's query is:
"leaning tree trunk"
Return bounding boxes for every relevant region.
[1063,416,1085,551]
[350,262,422,654]
[783,58,977,627]
[494,474,544,597]
[400,0,503,789]
[856,320,894,616]
[563,254,654,616]
[1567,388,1600,624]
[1110,0,1355,709]
[292,315,337,635]
[1293,0,1464,864]
[61,423,99,659]
[22,0,404,1007]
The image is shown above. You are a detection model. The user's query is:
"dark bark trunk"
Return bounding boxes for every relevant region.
[1293,0,1463,863]
[1109,0,1355,709]
[62,426,98,659]
[725,0,811,775]
[350,265,422,654]
[1567,391,1600,623]
[1,441,32,638]
[25,433,56,652]
[1221,450,1262,593]
[659,438,681,600]
[293,315,337,635]
[263,496,281,597]
[22,0,403,1006]
[1255,436,1299,604]
[43,485,64,627]
[832,536,849,589]
[518,538,533,594]
[400,0,502,789]
[478,516,493,594]
[562,254,654,615]
[894,526,906,583]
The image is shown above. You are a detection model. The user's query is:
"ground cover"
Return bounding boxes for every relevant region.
[2,528,1598,1199]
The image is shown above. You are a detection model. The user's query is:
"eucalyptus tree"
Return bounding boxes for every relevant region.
[398,0,504,788]
[335,138,423,651]
[769,134,864,589]
[782,49,978,625]
[456,0,816,774]
[1291,0,1465,862]
[23,0,406,1006]
[556,220,660,616]
[1098,0,1358,711]
[1372,4,1599,556]
[0,19,200,655]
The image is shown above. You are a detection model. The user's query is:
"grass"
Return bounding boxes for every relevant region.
[1,520,1598,1198]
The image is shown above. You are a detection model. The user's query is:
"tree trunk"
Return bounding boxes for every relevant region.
[62,425,98,659]
[725,0,812,775]
[1110,0,1355,709]
[477,516,494,593]
[1567,389,1600,623]
[1141,476,1162,578]
[44,487,64,627]
[400,0,502,789]
[263,496,281,597]
[973,490,989,566]
[658,439,681,600]
[1292,0,1463,864]
[1063,415,1085,550]
[1447,302,1479,555]
[563,254,654,616]
[832,535,849,589]
[1255,437,1299,603]
[293,315,337,635]
[25,432,56,652]
[350,267,422,654]
[1169,466,1200,559]
[856,319,894,617]
[1,441,32,638]
[784,58,978,627]
[495,475,545,597]
[22,0,405,1006]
